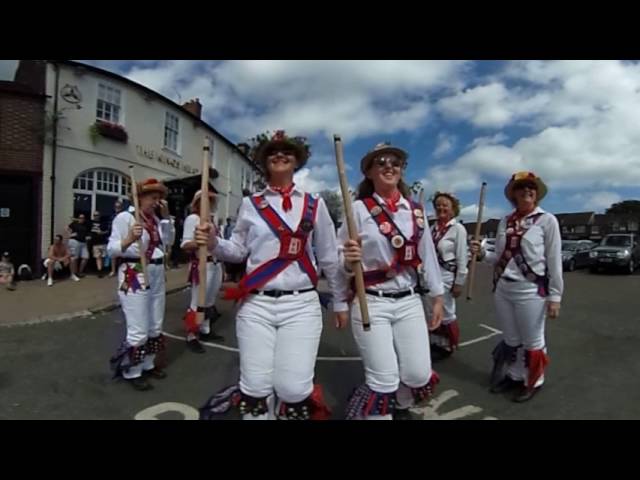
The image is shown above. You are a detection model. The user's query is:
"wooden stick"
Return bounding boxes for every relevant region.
[197,145,211,326]
[333,134,370,331]
[418,186,425,207]
[128,166,150,289]
[466,182,487,301]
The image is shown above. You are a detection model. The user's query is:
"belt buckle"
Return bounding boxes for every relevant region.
[273,290,284,298]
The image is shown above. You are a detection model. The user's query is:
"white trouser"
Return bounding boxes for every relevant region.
[494,279,547,387]
[351,293,433,418]
[236,290,322,419]
[188,262,223,337]
[117,261,166,379]
[424,269,457,348]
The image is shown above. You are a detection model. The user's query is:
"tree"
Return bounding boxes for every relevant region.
[318,190,343,227]
[605,200,640,215]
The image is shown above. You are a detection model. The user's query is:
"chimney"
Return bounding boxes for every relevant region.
[182,98,202,119]
[14,60,46,95]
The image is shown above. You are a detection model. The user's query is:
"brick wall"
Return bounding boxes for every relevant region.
[0,88,45,173]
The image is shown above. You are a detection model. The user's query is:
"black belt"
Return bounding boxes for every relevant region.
[365,288,417,299]
[249,287,316,298]
[121,257,164,265]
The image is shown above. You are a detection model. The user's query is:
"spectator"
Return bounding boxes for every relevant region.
[43,234,72,286]
[67,214,89,281]
[223,217,234,240]
[90,211,109,277]
[0,251,16,291]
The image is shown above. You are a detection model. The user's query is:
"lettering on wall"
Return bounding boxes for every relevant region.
[135,145,198,174]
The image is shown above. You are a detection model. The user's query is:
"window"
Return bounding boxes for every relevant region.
[96,83,122,124]
[72,169,131,218]
[562,226,568,233]
[575,226,586,234]
[591,225,600,234]
[628,221,638,232]
[164,112,180,152]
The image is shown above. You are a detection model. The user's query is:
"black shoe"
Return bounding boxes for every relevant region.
[145,368,167,380]
[127,377,153,391]
[98,273,105,278]
[490,377,523,394]
[199,331,224,342]
[393,408,416,421]
[430,344,452,363]
[186,339,206,354]
[512,385,542,403]
[77,273,86,278]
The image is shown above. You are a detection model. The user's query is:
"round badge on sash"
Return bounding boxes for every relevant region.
[414,209,424,218]
[416,217,425,228]
[258,200,269,209]
[370,206,382,216]
[300,219,313,233]
[379,222,392,235]
[391,235,405,248]
[506,227,515,235]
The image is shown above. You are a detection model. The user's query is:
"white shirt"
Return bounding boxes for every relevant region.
[484,206,563,303]
[213,185,348,312]
[431,218,468,286]
[182,213,218,255]
[336,193,444,298]
[107,210,175,260]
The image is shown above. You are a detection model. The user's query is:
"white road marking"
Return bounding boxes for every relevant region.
[134,402,199,420]
[410,389,496,420]
[162,323,502,361]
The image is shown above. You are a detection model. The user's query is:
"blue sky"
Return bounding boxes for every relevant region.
[5,60,639,221]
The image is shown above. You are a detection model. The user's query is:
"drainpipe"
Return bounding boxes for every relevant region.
[49,62,60,245]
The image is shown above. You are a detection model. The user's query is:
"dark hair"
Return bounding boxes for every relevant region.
[55,234,63,241]
[355,177,412,200]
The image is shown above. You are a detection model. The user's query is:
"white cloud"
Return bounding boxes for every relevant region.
[430,61,640,191]
[294,163,341,194]
[117,60,469,141]
[569,191,622,212]
[468,132,508,149]
[433,133,456,158]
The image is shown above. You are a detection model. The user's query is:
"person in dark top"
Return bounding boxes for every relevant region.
[90,211,109,277]
[67,214,90,281]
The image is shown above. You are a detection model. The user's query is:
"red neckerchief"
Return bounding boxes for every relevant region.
[381,189,402,213]
[270,183,295,212]
[141,212,160,260]
[433,219,451,244]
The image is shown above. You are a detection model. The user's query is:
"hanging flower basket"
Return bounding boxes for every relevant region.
[90,120,128,143]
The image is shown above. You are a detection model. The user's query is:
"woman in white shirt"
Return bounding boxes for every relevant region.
[470,171,562,403]
[181,188,224,354]
[427,192,468,361]
[196,130,348,420]
[340,142,445,420]
[107,179,175,391]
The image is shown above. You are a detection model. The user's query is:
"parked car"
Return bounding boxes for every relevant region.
[561,240,592,272]
[589,234,640,274]
[482,238,496,254]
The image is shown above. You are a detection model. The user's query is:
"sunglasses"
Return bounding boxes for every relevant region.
[266,149,296,159]
[513,181,538,191]
[372,156,405,170]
